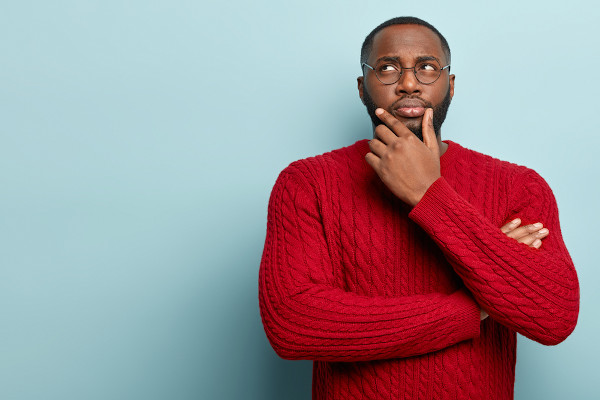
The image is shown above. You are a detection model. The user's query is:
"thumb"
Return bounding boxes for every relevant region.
[422,108,439,156]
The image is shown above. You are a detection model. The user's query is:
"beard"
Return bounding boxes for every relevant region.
[362,86,452,141]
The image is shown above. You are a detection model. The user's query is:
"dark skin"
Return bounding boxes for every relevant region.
[358,25,453,160]
[357,25,548,319]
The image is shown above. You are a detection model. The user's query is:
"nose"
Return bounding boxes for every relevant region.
[395,68,421,95]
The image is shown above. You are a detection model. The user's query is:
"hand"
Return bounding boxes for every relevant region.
[500,218,549,249]
[365,108,440,206]
[480,309,489,321]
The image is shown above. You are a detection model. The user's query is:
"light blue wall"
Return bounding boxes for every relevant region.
[1,1,597,399]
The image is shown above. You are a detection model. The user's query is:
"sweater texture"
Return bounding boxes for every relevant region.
[258,139,579,399]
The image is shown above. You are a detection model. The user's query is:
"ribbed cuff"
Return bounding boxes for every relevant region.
[448,288,482,341]
[409,177,460,229]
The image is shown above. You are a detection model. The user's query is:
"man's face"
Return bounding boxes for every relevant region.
[358,24,455,140]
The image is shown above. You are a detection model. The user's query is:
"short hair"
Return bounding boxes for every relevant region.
[360,17,451,67]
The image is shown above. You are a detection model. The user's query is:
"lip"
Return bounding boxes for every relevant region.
[393,99,427,118]
[394,107,426,118]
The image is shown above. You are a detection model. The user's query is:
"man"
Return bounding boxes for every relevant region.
[258,16,579,399]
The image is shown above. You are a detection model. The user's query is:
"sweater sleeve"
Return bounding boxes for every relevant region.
[258,164,481,362]
[408,171,579,346]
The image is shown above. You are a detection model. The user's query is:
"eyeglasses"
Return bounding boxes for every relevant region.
[362,59,450,85]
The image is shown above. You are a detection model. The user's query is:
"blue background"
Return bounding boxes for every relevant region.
[1,1,598,399]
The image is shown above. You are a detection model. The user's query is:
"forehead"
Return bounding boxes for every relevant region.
[369,24,446,63]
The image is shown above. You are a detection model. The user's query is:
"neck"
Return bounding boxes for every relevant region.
[438,135,448,156]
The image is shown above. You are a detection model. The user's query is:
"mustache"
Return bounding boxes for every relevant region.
[390,96,433,110]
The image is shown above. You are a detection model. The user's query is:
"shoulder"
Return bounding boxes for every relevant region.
[277,139,371,187]
[448,140,543,181]
[268,140,371,210]
[448,140,554,202]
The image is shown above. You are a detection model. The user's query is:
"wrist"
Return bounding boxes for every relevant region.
[407,177,439,207]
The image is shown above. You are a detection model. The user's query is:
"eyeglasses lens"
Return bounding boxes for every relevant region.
[375,61,442,85]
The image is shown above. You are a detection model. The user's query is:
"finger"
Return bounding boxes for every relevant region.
[515,228,549,246]
[500,218,521,234]
[368,138,387,158]
[480,309,489,321]
[375,108,412,138]
[365,152,381,169]
[504,223,544,240]
[374,124,397,145]
[422,108,439,156]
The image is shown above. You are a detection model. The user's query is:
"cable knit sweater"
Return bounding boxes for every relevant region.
[258,139,579,399]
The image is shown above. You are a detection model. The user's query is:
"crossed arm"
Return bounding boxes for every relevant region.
[259,165,566,363]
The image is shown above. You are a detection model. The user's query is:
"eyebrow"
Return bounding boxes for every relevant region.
[375,55,442,65]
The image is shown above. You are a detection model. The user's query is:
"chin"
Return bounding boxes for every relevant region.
[401,120,421,132]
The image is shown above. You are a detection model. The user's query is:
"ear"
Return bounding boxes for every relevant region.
[357,76,365,105]
[449,74,455,99]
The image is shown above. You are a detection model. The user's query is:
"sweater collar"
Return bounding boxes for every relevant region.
[440,140,461,173]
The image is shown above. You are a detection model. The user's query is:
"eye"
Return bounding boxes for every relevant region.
[377,64,398,73]
[418,62,439,71]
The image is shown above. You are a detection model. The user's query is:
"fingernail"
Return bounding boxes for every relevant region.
[538,228,549,235]
[375,108,383,115]
[533,222,543,228]
[511,218,521,225]
[533,239,542,248]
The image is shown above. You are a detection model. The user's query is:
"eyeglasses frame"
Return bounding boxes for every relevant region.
[362,61,451,85]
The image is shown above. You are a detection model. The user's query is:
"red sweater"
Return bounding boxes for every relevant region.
[258,139,579,399]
